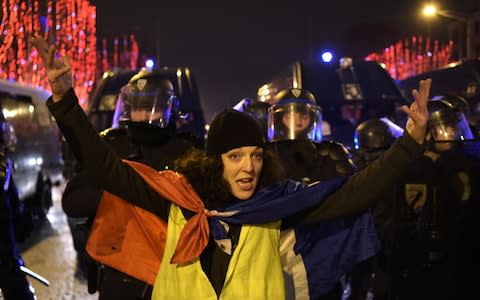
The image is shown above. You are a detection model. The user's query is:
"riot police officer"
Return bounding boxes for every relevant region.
[358,99,479,300]
[62,69,203,300]
[426,98,475,153]
[266,88,355,299]
[432,93,479,137]
[0,110,35,300]
[353,118,403,169]
[267,88,355,184]
[350,118,403,300]
[423,99,480,299]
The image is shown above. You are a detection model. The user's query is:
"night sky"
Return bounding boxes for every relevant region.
[90,0,472,122]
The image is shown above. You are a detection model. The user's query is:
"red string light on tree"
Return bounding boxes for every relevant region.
[1,0,142,109]
[365,35,455,80]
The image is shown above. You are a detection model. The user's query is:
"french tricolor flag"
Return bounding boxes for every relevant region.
[209,178,380,299]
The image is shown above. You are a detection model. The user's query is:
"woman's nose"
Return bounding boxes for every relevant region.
[242,157,254,171]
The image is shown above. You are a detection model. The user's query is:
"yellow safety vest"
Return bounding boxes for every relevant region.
[152,204,285,300]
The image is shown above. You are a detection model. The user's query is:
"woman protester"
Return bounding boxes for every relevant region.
[31,36,431,300]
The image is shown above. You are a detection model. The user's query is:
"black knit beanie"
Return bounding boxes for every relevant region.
[206,109,265,155]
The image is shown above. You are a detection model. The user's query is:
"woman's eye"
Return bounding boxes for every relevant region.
[229,154,240,160]
[252,152,263,160]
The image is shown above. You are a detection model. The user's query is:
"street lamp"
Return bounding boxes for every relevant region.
[422,3,480,59]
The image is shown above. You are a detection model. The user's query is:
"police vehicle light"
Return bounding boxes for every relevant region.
[321,51,333,63]
[145,59,155,69]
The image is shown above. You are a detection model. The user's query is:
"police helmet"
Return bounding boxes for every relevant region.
[427,99,474,144]
[268,88,323,142]
[112,69,175,128]
[233,97,270,132]
[354,118,400,151]
[432,94,470,119]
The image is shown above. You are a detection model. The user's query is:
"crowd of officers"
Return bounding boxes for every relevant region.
[2,67,479,300]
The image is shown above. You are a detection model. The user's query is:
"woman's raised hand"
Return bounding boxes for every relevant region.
[31,36,72,101]
[402,78,432,144]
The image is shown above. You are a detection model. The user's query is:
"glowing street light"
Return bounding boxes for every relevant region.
[422,3,480,59]
[422,4,437,17]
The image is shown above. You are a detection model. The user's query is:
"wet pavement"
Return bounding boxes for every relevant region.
[18,180,98,300]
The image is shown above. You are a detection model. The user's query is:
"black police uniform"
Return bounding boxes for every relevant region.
[354,113,480,299]
[382,148,480,300]
[269,139,355,184]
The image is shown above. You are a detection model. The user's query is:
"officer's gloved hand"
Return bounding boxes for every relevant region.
[0,150,7,187]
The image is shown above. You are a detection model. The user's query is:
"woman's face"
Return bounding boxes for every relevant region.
[221,146,264,200]
[282,111,311,133]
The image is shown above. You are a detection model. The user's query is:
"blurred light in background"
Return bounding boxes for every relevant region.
[145,59,155,69]
[320,51,334,63]
[422,4,437,17]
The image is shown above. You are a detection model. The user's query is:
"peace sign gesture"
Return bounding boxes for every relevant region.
[402,78,432,144]
[31,35,72,101]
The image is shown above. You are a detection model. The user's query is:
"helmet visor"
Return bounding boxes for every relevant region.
[115,85,174,128]
[268,102,322,142]
[429,110,474,142]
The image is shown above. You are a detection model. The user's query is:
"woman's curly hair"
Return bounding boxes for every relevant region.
[174,147,285,209]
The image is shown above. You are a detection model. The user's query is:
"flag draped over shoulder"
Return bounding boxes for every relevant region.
[206,177,380,299]
[125,160,380,298]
